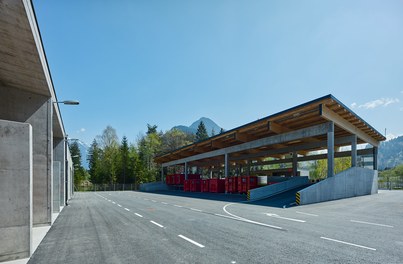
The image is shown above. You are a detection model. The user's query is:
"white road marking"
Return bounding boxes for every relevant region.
[190,208,202,212]
[134,213,143,218]
[178,235,205,248]
[117,204,122,207]
[320,237,376,251]
[216,212,283,230]
[150,221,164,228]
[112,202,116,204]
[266,213,306,223]
[231,261,237,264]
[151,200,157,202]
[296,211,318,217]
[124,208,130,212]
[161,202,168,205]
[350,220,393,228]
[174,205,183,208]
[108,194,111,196]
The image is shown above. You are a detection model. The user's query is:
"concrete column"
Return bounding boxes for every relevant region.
[292,151,298,176]
[351,135,357,167]
[161,167,164,182]
[0,87,53,226]
[184,162,188,180]
[327,122,334,177]
[53,138,65,210]
[52,161,61,213]
[246,161,251,176]
[373,147,378,170]
[0,120,33,261]
[224,153,229,178]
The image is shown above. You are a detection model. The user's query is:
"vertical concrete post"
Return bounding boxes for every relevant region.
[373,147,378,170]
[161,166,164,183]
[292,151,298,176]
[184,162,188,180]
[0,121,33,261]
[224,153,229,178]
[52,161,61,213]
[351,135,357,167]
[327,122,334,177]
[246,160,251,176]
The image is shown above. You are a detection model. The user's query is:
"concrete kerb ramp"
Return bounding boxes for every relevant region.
[297,167,378,205]
[248,176,309,201]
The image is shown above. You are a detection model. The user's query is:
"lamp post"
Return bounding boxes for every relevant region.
[54,100,79,206]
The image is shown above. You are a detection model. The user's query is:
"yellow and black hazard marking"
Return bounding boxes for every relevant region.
[247,190,250,201]
[296,192,301,205]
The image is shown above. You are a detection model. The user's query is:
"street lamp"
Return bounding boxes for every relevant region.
[54,100,80,105]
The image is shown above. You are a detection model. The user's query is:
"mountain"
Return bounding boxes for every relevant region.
[378,135,403,170]
[173,117,224,137]
[68,139,89,170]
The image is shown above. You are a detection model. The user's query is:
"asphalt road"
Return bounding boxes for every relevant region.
[28,190,403,264]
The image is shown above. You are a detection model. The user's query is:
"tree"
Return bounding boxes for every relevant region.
[147,124,158,135]
[211,128,215,136]
[161,128,193,153]
[69,141,86,187]
[310,157,352,180]
[87,139,102,184]
[118,136,129,184]
[219,128,224,134]
[195,121,208,141]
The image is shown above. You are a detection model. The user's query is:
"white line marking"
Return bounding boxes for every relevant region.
[266,213,306,223]
[134,213,143,218]
[320,237,376,251]
[161,202,168,205]
[112,202,116,204]
[124,208,130,212]
[215,212,283,230]
[296,211,318,217]
[190,208,202,212]
[150,221,164,228]
[350,220,393,228]
[151,200,157,202]
[178,235,205,248]
[117,204,122,207]
[174,205,183,208]
[108,194,111,196]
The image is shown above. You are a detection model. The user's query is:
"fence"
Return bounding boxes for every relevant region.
[75,183,137,192]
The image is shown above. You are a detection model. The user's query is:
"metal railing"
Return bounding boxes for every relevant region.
[75,183,136,192]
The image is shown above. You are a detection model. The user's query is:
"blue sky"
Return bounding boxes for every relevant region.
[33,0,403,145]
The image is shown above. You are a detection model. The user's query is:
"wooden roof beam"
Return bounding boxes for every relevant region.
[320,104,379,147]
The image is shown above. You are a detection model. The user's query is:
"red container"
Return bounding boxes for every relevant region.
[240,176,248,193]
[184,179,191,192]
[209,178,225,193]
[225,177,238,193]
[201,179,210,192]
[190,179,201,192]
[166,174,173,185]
[246,176,258,191]
[187,174,201,180]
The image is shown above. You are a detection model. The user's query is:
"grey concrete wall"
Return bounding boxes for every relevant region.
[139,182,169,192]
[299,167,378,205]
[0,120,33,261]
[53,138,65,208]
[249,177,309,201]
[0,86,53,226]
[52,161,61,213]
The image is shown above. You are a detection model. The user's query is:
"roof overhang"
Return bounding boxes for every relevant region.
[155,95,386,167]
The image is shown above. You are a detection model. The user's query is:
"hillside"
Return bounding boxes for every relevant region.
[378,135,403,170]
[173,117,223,136]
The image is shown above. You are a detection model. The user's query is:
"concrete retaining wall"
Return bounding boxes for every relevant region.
[0,120,33,261]
[139,182,169,192]
[298,167,378,205]
[249,176,309,201]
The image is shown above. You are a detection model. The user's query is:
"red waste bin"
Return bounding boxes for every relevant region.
[246,176,258,191]
[190,179,201,192]
[184,179,191,192]
[209,179,225,193]
[187,174,201,180]
[240,176,248,193]
[201,179,209,192]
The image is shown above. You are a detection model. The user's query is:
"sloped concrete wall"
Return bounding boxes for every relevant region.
[139,182,169,192]
[249,176,309,201]
[299,167,378,205]
[0,120,32,261]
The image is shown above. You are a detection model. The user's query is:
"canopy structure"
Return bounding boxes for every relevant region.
[155,95,385,178]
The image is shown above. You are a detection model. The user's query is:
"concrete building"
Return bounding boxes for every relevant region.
[0,0,74,261]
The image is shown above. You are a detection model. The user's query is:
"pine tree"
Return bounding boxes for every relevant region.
[219,128,224,134]
[88,139,102,184]
[195,121,208,141]
[119,136,129,184]
[69,141,85,187]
